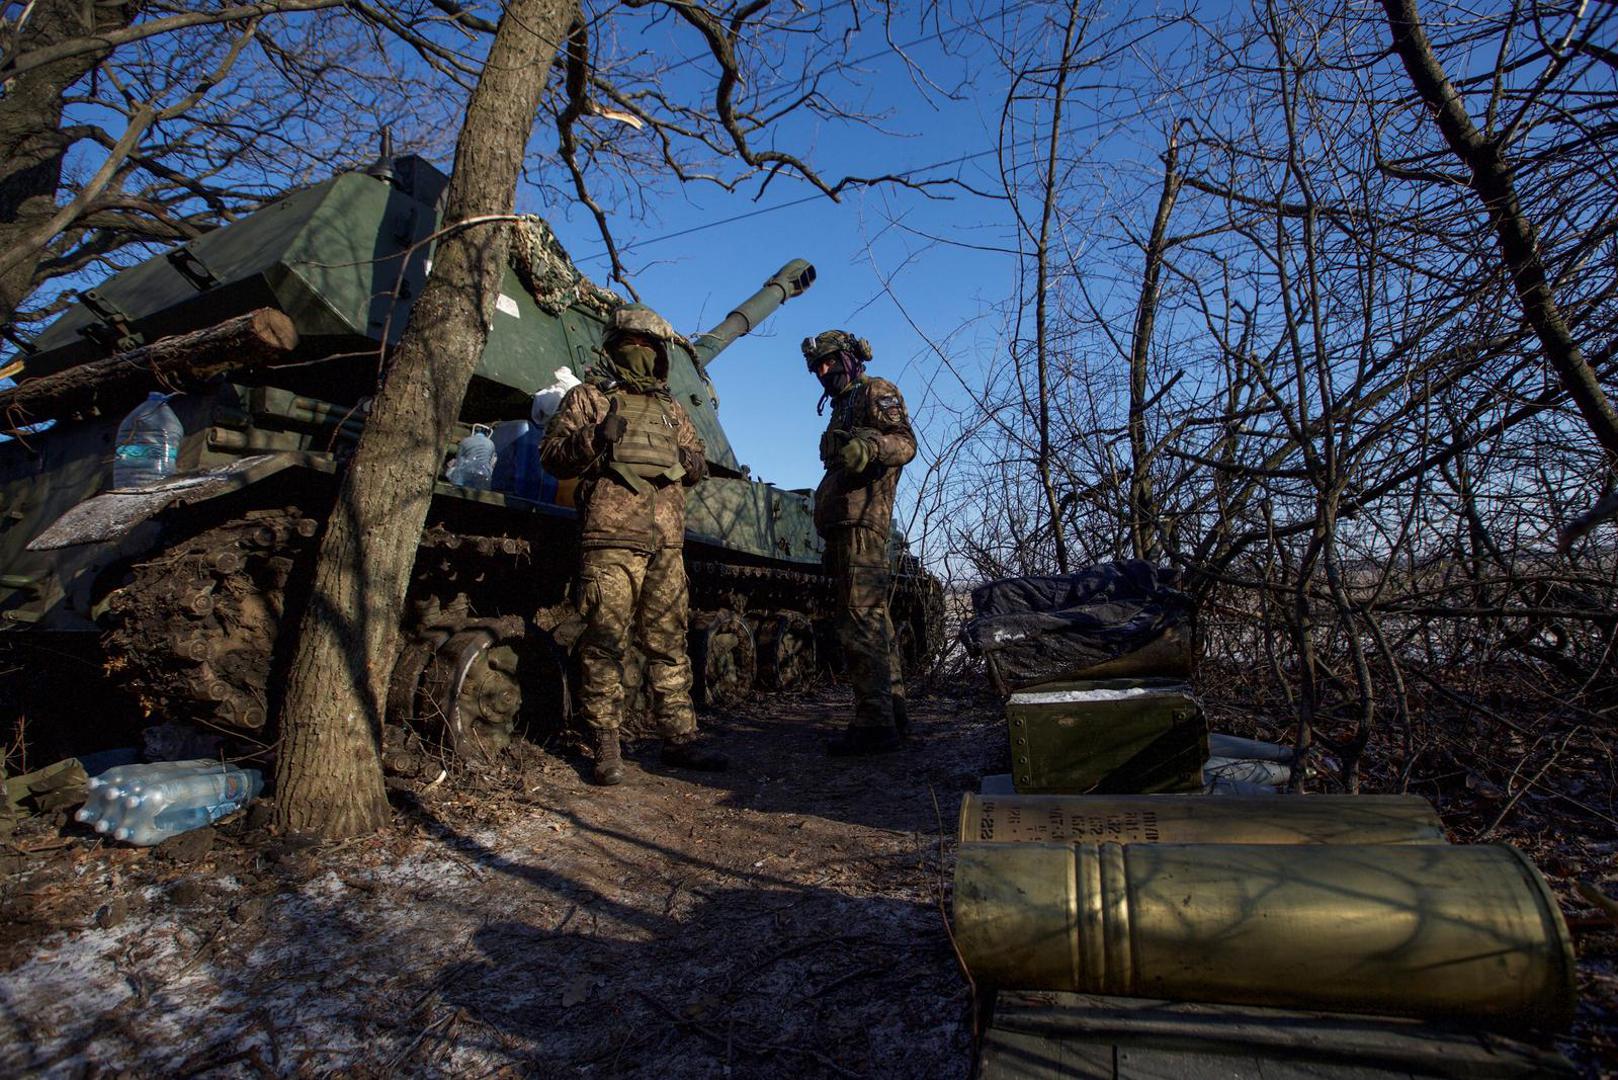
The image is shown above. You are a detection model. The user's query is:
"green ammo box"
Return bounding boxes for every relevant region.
[1006,677,1207,794]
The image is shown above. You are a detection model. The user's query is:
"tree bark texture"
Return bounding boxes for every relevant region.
[0,308,298,431]
[1031,0,1088,575]
[1380,0,1618,463]
[0,0,136,333]
[273,0,578,838]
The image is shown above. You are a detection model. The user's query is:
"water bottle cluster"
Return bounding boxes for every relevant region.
[75,760,263,846]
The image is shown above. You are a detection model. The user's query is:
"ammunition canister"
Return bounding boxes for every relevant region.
[959,792,1447,846]
[953,841,1576,1028]
[1005,679,1207,794]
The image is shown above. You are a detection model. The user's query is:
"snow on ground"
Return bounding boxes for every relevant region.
[1,688,995,1077]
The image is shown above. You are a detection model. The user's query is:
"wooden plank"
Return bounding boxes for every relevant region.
[1118,1045,1414,1079]
[986,993,1573,1080]
[980,1024,1116,1080]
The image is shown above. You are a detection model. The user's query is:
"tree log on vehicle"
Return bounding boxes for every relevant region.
[0,308,298,432]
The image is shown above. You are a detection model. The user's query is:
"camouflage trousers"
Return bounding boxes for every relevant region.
[824,525,905,729]
[576,545,697,737]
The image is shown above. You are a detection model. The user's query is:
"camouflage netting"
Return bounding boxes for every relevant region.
[508,217,699,360]
[508,216,622,318]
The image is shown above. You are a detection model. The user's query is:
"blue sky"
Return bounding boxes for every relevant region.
[549,164,1016,494]
[527,4,1044,498]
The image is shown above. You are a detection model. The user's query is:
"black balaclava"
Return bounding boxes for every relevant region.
[815,351,864,414]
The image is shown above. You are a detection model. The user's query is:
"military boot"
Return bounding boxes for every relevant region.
[662,732,729,772]
[592,727,625,786]
[826,724,903,757]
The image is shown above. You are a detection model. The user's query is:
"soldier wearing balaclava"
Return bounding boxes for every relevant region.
[804,329,917,755]
[541,305,726,784]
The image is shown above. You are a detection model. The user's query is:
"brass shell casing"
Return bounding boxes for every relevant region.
[958,792,1447,846]
[952,841,1576,1029]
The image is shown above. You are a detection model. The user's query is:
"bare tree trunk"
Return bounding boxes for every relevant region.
[1127,127,1181,563]
[1030,0,1089,575]
[0,0,135,334]
[273,0,577,838]
[1380,0,1618,463]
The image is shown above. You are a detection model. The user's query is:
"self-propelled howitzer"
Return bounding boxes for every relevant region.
[0,155,942,762]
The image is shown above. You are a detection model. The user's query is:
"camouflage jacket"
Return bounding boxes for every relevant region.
[814,375,916,536]
[540,381,706,551]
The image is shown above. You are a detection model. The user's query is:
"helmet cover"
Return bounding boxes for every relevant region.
[606,303,678,346]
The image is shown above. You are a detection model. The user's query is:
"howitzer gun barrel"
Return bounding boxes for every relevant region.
[689,260,816,369]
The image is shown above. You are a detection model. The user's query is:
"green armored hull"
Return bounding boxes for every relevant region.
[0,155,942,757]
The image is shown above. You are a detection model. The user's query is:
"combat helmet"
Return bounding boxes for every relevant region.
[606,303,679,348]
[803,328,873,412]
[801,329,873,370]
[603,302,679,381]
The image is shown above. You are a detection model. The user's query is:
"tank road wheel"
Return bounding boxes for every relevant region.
[755,610,817,691]
[895,573,947,677]
[417,627,525,762]
[387,636,446,729]
[690,609,756,708]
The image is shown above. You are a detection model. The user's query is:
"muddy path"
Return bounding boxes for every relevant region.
[0,685,1001,1077]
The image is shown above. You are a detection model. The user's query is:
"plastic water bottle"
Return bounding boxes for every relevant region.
[446,424,496,489]
[112,392,183,489]
[76,759,199,841]
[75,760,262,846]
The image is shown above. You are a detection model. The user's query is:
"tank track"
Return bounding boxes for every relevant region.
[99,512,945,759]
[99,507,544,757]
[688,555,946,679]
[688,558,829,614]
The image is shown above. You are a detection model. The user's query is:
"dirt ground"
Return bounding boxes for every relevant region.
[2,676,1616,1078]
[0,685,994,1078]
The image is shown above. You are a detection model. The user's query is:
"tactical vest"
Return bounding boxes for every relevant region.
[604,388,684,495]
[818,379,867,464]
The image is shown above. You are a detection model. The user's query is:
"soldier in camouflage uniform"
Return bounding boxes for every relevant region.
[804,330,918,755]
[541,305,727,785]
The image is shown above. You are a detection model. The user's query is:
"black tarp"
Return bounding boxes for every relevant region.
[963,561,1193,693]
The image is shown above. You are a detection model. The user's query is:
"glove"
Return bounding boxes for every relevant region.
[597,413,628,445]
[679,447,707,484]
[837,434,875,473]
[820,428,850,468]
